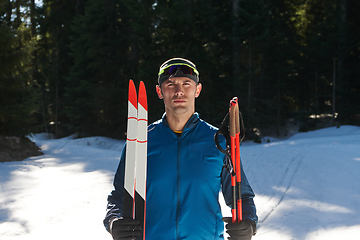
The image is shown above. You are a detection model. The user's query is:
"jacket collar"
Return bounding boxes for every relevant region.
[162,112,200,137]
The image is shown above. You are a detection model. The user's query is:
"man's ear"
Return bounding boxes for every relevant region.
[195,83,202,98]
[156,85,163,99]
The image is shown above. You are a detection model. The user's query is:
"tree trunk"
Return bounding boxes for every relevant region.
[260,0,270,101]
[30,0,38,82]
[232,0,241,94]
[14,0,21,29]
[30,0,36,35]
[5,0,12,25]
[337,0,347,123]
[248,37,252,112]
[314,66,319,127]
[332,57,336,123]
[277,69,281,136]
[55,79,59,138]
[76,0,85,15]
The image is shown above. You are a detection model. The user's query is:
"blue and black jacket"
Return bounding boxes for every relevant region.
[104,113,258,239]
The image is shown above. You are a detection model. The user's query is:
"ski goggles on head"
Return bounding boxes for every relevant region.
[158,58,199,86]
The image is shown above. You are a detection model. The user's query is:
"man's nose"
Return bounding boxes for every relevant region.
[175,84,184,95]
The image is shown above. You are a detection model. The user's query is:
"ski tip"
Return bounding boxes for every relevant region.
[138,81,147,111]
[229,97,239,110]
[129,79,137,108]
[230,97,238,106]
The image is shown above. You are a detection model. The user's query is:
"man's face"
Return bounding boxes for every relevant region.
[156,77,202,116]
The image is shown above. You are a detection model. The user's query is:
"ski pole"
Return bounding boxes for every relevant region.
[229,97,242,223]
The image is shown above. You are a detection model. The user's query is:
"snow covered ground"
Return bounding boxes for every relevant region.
[1,125,360,240]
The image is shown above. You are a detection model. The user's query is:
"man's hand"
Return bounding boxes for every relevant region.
[110,218,142,240]
[222,217,255,240]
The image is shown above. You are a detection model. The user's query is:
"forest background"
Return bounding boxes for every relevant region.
[1,0,359,141]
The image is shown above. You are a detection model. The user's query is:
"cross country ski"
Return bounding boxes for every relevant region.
[123,79,148,239]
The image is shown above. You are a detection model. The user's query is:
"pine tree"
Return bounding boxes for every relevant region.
[0,0,39,136]
[66,0,131,137]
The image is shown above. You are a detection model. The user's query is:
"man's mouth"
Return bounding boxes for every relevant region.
[173,98,186,103]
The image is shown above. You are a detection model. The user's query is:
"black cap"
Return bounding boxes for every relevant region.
[158,58,199,86]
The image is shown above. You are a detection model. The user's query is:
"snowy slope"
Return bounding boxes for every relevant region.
[0,135,124,240]
[1,126,360,240]
[242,125,360,240]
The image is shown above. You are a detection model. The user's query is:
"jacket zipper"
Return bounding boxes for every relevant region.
[176,134,181,240]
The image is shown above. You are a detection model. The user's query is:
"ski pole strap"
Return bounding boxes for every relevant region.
[214,112,235,176]
[239,111,245,142]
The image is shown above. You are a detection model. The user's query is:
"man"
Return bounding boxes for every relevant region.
[104,58,258,240]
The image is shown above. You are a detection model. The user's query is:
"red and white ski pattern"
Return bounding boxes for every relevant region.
[124,79,147,239]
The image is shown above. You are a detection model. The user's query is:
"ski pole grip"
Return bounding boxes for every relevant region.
[229,97,238,137]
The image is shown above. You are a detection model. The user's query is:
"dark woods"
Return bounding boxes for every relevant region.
[1,0,359,140]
